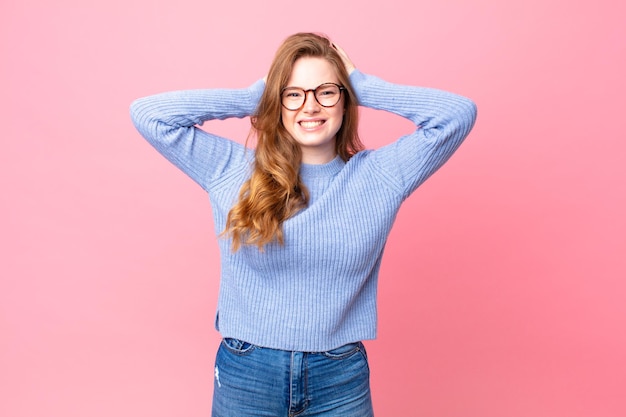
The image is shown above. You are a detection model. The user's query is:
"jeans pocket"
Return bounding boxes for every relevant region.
[321,342,362,359]
[221,338,256,356]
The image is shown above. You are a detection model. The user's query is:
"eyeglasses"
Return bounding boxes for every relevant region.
[281,83,345,111]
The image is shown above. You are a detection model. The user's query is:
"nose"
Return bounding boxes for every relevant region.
[302,90,320,112]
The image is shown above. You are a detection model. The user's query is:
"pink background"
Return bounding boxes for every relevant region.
[2,1,625,416]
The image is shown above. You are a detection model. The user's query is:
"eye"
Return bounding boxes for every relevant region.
[317,85,339,96]
[283,89,303,99]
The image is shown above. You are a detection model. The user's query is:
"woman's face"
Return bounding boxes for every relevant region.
[281,56,345,164]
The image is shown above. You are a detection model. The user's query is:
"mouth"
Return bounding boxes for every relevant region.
[298,120,325,129]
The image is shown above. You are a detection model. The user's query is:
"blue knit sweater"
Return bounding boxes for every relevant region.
[130,70,476,352]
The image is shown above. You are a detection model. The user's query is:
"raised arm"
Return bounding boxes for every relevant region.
[129,80,265,190]
[349,70,477,198]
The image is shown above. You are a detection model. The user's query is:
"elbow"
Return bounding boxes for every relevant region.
[129,97,147,128]
[462,97,478,127]
[456,96,477,136]
[469,99,478,126]
[129,96,160,139]
[442,97,477,143]
[129,97,160,144]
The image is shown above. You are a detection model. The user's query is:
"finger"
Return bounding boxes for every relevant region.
[331,42,355,74]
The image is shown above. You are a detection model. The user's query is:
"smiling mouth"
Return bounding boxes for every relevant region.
[299,120,325,129]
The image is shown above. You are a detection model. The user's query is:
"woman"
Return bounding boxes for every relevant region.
[131,32,476,417]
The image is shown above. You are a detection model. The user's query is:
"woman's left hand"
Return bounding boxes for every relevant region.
[331,41,356,75]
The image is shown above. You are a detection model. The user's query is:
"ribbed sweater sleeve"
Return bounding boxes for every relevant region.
[350,70,477,199]
[129,80,265,190]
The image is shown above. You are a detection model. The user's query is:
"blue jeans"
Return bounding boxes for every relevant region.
[212,338,374,417]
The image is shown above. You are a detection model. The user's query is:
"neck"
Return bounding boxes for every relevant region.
[300,145,337,165]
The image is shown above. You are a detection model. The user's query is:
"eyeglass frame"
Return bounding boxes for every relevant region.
[280,82,346,111]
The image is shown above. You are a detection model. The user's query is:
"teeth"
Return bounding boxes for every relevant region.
[300,120,324,128]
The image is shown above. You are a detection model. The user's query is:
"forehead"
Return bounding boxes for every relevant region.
[286,56,339,89]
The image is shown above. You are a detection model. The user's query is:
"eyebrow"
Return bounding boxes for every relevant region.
[282,82,339,90]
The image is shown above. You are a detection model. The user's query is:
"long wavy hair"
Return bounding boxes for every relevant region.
[223,33,363,251]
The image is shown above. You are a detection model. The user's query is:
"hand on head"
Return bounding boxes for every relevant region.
[261,36,355,84]
[330,41,356,75]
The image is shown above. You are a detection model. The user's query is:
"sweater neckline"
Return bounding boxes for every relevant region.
[299,156,345,179]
